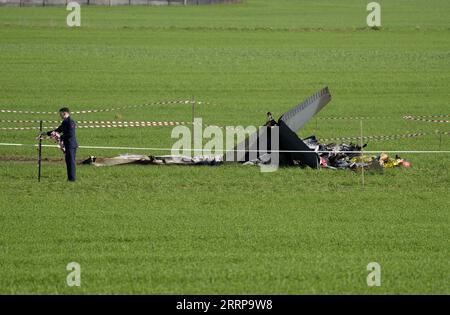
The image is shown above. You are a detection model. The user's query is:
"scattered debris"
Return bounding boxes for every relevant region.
[81,146,411,170]
[378,153,412,168]
[81,154,223,167]
[303,136,364,169]
[79,87,411,171]
[302,136,411,170]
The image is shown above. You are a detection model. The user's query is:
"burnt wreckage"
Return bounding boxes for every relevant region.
[227,87,332,168]
[82,87,411,170]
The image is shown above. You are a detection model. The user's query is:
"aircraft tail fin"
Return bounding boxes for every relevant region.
[279,87,331,133]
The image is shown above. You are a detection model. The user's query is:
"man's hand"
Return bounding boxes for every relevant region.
[36,132,47,140]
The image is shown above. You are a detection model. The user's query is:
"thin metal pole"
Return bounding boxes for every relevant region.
[191,96,196,156]
[360,120,365,187]
[38,120,43,182]
[191,96,195,123]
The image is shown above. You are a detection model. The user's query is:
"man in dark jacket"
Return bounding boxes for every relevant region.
[45,107,78,181]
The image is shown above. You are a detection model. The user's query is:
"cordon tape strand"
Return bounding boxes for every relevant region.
[0,119,187,124]
[1,102,449,142]
[319,132,428,142]
[1,122,448,143]
[0,121,190,131]
[403,115,450,123]
[318,116,395,120]
[0,99,205,115]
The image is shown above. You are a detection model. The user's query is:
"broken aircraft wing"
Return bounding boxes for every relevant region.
[279,86,331,133]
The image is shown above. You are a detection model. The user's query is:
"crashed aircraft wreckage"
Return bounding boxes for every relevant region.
[79,87,411,170]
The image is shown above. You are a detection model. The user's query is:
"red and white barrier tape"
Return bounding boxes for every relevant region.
[0,126,54,131]
[0,99,203,115]
[403,115,450,123]
[1,119,188,124]
[319,132,427,142]
[76,121,188,128]
[0,121,189,131]
[318,116,395,120]
[317,114,450,122]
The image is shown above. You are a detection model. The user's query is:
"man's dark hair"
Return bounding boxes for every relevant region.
[59,107,70,114]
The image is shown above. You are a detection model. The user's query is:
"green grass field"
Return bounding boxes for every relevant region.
[0,0,449,294]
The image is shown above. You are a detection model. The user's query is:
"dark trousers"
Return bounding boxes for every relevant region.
[65,147,77,181]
